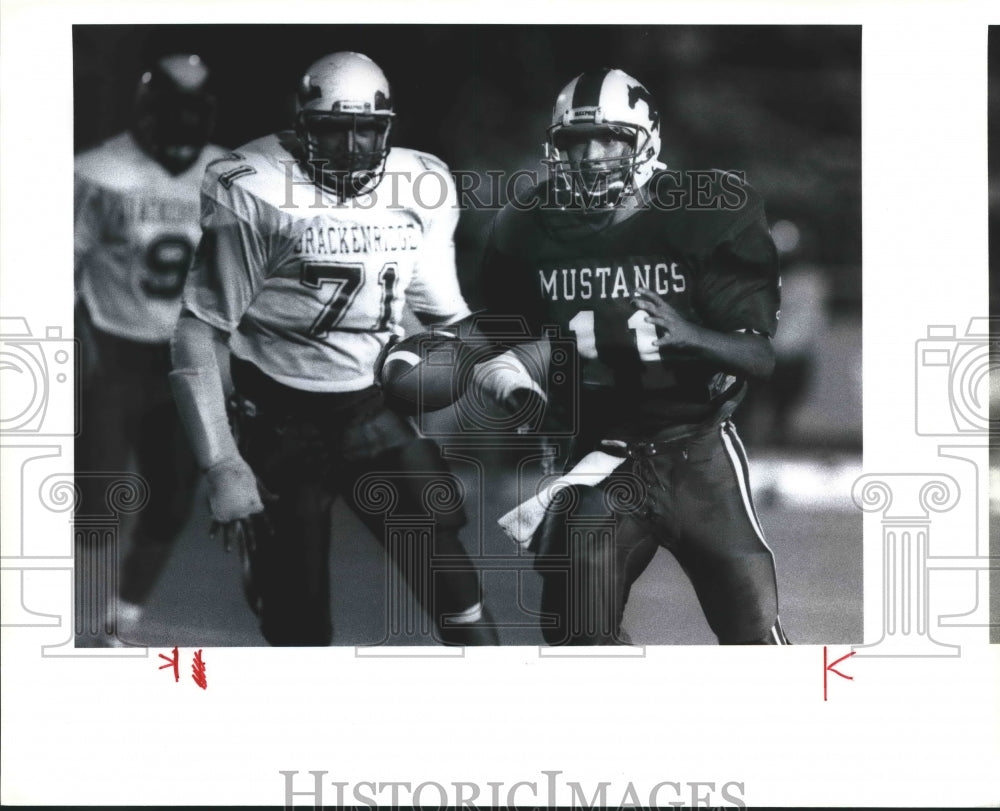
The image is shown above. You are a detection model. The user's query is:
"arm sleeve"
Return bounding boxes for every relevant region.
[169,311,239,470]
[404,165,471,325]
[181,179,269,334]
[695,207,781,337]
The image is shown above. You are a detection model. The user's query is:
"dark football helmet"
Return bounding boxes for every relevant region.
[543,67,662,207]
[132,53,216,176]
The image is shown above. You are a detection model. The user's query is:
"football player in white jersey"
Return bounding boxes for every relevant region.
[74,54,226,646]
[171,52,498,646]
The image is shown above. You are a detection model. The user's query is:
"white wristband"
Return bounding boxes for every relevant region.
[470,349,546,405]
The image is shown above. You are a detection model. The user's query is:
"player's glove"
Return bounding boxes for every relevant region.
[205,455,263,523]
[204,455,278,555]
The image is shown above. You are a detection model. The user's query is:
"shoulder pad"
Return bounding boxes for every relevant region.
[201,134,303,208]
[74,133,141,183]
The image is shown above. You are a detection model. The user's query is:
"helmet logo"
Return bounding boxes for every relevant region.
[627,84,659,132]
[374,89,392,111]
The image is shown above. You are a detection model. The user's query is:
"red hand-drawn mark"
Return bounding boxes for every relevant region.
[823,645,856,701]
[192,649,208,690]
[158,647,208,689]
[158,646,180,682]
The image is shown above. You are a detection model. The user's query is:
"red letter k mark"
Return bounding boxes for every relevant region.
[824,646,856,701]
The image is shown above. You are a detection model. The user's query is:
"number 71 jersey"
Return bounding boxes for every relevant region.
[183,132,469,393]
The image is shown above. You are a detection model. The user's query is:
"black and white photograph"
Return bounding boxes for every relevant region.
[1,4,997,808]
[71,23,862,650]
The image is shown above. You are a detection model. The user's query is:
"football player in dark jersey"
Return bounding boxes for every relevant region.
[476,67,790,645]
[74,54,225,646]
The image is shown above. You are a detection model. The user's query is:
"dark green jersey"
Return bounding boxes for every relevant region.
[480,171,780,440]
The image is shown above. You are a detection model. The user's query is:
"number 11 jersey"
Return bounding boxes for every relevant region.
[480,173,781,440]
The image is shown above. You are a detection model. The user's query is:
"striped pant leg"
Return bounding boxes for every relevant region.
[670,420,788,644]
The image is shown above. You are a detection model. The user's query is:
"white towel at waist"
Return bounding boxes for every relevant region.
[497,450,627,546]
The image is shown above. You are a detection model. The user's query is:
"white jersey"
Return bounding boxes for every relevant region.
[182,132,471,392]
[75,132,227,343]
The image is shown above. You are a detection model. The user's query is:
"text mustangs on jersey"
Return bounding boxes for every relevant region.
[539,260,687,302]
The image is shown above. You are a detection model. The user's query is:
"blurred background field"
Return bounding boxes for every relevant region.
[74,25,863,645]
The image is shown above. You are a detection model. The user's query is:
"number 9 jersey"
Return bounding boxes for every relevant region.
[182,132,470,392]
[75,133,228,343]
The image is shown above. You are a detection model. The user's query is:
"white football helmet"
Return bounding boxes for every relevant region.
[544,68,662,206]
[295,52,396,198]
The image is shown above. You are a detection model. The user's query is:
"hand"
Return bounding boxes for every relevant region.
[631,287,702,353]
[204,456,275,552]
